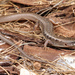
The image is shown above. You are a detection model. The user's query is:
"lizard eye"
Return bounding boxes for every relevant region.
[65,43,68,46]
[64,43,70,47]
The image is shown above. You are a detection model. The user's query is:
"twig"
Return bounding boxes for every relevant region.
[37,0,63,16]
[54,21,75,28]
[0,66,10,75]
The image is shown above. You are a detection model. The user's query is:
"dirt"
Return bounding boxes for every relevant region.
[23,45,73,61]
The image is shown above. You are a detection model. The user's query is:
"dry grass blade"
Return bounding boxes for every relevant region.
[1,40,22,55]
[54,21,75,28]
[0,66,10,75]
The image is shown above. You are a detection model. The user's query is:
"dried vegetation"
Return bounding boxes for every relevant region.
[0,0,75,75]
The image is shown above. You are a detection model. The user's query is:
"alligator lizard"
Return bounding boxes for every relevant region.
[0,13,75,49]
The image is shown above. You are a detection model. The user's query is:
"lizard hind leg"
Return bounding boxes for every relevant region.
[44,39,53,50]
